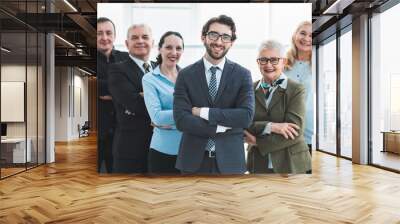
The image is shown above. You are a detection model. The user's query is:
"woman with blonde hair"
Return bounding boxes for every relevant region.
[284,21,313,155]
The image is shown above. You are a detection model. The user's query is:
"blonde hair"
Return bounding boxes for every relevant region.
[286,21,312,69]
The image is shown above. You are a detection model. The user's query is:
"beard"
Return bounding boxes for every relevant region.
[205,42,229,60]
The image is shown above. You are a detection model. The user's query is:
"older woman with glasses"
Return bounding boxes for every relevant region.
[244,39,311,174]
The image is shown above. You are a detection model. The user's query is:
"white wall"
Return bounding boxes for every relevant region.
[98,3,311,81]
[55,66,69,141]
[1,65,39,138]
[54,67,89,141]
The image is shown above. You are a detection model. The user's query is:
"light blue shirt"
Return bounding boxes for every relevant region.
[142,66,182,155]
[285,60,314,144]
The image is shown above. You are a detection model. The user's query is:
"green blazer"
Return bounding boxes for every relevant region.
[247,78,311,174]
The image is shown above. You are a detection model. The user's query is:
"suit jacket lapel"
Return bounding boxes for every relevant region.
[255,86,267,111]
[126,59,144,86]
[194,59,213,105]
[214,59,233,104]
[268,86,285,112]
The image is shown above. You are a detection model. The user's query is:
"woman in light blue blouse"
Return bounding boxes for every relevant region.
[142,31,184,174]
[284,21,313,155]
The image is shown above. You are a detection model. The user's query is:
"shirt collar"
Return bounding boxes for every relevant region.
[203,57,226,73]
[129,54,150,71]
[256,73,288,90]
[152,65,161,76]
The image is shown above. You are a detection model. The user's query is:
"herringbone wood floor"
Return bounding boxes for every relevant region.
[1,135,400,224]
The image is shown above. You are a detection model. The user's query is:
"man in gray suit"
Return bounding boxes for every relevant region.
[173,15,255,174]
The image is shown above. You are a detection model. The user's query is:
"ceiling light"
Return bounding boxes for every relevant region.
[1,47,11,53]
[78,67,92,76]
[323,0,354,14]
[63,0,78,12]
[54,34,75,48]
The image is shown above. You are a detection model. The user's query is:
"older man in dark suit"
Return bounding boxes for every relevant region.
[108,24,155,173]
[173,15,255,174]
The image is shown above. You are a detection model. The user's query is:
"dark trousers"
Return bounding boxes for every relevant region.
[182,151,220,174]
[148,148,179,174]
[246,147,274,174]
[306,144,312,174]
[112,129,152,173]
[112,158,147,174]
[98,101,115,173]
[98,130,113,173]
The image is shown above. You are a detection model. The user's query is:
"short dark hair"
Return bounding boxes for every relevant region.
[156,31,184,65]
[97,17,116,35]
[201,15,236,41]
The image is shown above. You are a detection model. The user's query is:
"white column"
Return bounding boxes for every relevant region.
[352,14,369,164]
[46,32,55,163]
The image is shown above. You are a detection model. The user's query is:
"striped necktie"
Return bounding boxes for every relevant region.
[143,62,151,73]
[205,66,219,153]
[208,66,218,101]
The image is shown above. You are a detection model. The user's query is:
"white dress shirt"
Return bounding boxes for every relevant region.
[129,54,153,74]
[199,57,231,133]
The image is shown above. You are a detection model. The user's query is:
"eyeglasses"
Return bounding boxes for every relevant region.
[206,31,232,43]
[257,57,282,65]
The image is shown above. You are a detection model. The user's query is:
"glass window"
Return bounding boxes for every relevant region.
[371,3,400,171]
[98,3,311,81]
[340,29,352,158]
[38,33,46,165]
[1,30,28,178]
[317,37,337,154]
[27,31,38,169]
[0,1,46,179]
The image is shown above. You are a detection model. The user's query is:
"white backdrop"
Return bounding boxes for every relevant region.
[98,3,311,81]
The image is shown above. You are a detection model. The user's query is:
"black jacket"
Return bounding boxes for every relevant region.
[108,58,155,131]
[97,49,129,133]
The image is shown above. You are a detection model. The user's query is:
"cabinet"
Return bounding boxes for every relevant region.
[1,138,32,164]
[382,131,400,154]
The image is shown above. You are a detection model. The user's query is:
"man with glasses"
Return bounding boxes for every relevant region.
[97,17,128,173]
[173,15,255,174]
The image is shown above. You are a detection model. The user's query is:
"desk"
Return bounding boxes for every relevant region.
[1,138,31,163]
[382,131,400,154]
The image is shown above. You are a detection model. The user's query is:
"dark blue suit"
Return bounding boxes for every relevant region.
[173,58,255,174]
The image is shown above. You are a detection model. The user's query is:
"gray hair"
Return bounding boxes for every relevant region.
[258,39,286,58]
[126,24,152,39]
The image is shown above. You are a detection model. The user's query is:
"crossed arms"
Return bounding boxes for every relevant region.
[173,68,254,138]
